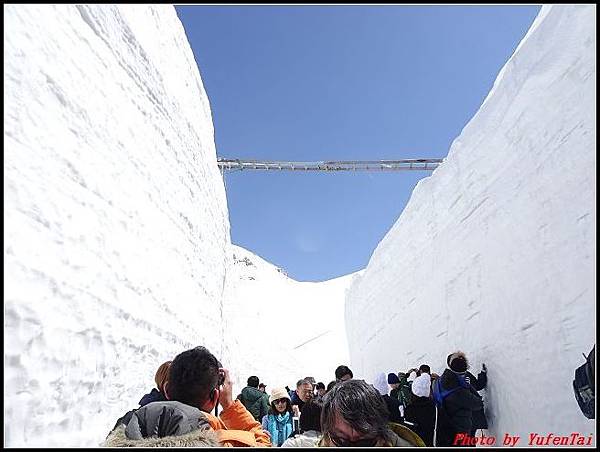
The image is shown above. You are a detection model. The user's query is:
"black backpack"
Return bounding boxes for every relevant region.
[573,345,595,419]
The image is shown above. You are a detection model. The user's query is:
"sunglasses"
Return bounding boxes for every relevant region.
[328,432,378,447]
[273,398,288,405]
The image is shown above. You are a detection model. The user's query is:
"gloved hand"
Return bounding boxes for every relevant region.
[482,363,487,373]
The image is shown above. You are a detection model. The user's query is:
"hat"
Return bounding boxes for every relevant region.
[449,355,468,373]
[259,383,266,388]
[373,373,389,396]
[387,373,400,384]
[269,387,291,404]
[155,361,172,393]
[411,374,431,398]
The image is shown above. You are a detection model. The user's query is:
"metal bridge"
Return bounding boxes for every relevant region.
[217,158,443,172]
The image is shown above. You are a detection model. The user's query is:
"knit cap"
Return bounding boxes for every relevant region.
[387,373,400,384]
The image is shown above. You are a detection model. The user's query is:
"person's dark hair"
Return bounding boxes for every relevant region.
[259,383,266,388]
[299,398,323,433]
[334,365,353,381]
[326,381,337,393]
[316,382,326,391]
[269,398,294,417]
[321,379,392,443]
[247,376,259,388]
[296,378,309,388]
[167,346,221,408]
[418,364,431,375]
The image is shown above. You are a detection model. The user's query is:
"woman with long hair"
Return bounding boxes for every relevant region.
[261,388,295,447]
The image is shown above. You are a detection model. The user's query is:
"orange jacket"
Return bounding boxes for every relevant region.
[205,400,272,447]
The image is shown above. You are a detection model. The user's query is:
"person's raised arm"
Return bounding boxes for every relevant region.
[471,364,488,391]
[217,368,271,446]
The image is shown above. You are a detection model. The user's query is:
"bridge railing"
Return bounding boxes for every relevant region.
[217,158,444,172]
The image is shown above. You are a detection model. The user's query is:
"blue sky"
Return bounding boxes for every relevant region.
[175,5,540,282]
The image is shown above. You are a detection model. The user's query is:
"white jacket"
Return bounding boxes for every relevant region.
[281,430,321,447]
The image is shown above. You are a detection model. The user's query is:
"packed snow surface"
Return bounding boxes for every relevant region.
[345,4,596,444]
[223,245,355,392]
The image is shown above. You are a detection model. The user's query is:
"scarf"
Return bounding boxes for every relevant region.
[266,411,292,447]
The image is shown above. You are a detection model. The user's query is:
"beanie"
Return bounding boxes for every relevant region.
[269,387,291,404]
[387,373,400,384]
[411,374,431,398]
[155,361,172,393]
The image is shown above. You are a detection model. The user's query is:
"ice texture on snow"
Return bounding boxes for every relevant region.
[4,5,230,447]
[345,4,595,442]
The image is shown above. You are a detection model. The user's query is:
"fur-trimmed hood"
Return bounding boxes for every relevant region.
[447,351,468,367]
[103,424,220,447]
[447,351,470,373]
[102,401,221,447]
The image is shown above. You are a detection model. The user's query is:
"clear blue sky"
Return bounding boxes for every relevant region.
[175,5,540,282]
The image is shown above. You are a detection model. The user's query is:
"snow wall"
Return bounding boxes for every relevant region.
[4,5,354,447]
[345,4,596,442]
[4,5,231,447]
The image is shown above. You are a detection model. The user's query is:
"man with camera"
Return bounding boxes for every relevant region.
[104,346,271,447]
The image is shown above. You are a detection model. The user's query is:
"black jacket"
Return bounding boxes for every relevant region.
[436,369,484,445]
[404,396,435,447]
[467,370,487,391]
[290,391,305,411]
[382,394,403,423]
[465,370,488,430]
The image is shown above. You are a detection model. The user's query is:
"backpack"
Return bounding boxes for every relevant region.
[432,374,469,408]
[573,345,595,419]
[432,375,469,446]
[398,383,413,408]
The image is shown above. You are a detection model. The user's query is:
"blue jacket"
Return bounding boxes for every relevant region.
[139,388,166,407]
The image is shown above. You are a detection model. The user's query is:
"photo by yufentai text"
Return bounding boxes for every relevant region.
[453,432,594,447]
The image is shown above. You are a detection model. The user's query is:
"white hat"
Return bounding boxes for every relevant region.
[411,373,431,398]
[372,372,389,396]
[269,387,291,404]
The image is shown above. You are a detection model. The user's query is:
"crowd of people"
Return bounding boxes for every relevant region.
[103,346,488,447]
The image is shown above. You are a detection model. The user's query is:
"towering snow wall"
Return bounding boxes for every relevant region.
[4,5,230,447]
[346,4,595,442]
